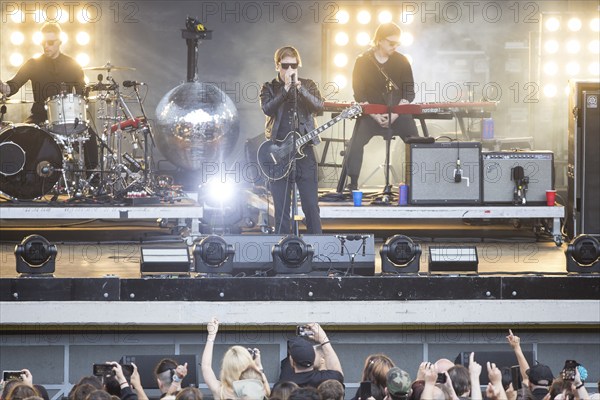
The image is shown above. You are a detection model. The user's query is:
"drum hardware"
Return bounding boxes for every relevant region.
[83,62,136,72]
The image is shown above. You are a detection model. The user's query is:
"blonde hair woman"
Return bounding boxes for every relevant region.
[201,317,269,399]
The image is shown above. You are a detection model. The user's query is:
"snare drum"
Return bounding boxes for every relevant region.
[45,93,88,137]
[0,124,62,200]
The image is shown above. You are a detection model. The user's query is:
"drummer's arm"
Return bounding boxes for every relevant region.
[2,60,33,97]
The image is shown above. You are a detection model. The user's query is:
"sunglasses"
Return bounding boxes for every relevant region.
[280,63,298,70]
[42,40,59,46]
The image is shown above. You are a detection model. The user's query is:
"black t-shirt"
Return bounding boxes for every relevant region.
[278,369,344,389]
[7,53,85,123]
[352,50,415,106]
[279,356,344,388]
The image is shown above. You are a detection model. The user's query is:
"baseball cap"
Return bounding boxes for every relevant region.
[387,367,412,397]
[288,337,315,368]
[526,363,554,386]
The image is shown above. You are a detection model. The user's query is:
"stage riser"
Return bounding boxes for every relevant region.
[0,276,598,302]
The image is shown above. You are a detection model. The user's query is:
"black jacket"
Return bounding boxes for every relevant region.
[260,77,324,143]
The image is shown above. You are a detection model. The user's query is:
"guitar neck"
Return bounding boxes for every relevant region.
[296,115,343,147]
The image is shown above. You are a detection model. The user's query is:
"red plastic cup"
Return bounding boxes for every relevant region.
[546,190,556,206]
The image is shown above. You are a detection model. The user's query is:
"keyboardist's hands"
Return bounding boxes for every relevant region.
[370,113,388,127]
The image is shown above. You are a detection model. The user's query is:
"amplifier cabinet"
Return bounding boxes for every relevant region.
[406,142,481,205]
[567,81,600,237]
[482,151,554,205]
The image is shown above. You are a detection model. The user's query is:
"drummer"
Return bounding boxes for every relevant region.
[0,22,97,169]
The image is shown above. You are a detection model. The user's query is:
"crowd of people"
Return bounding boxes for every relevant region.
[1,324,597,400]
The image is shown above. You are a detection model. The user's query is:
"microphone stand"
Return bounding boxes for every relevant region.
[368,51,399,205]
[290,75,300,236]
[131,84,155,191]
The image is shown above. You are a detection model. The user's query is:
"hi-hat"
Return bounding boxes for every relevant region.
[83,62,136,71]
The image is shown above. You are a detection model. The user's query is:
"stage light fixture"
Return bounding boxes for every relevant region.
[32,31,43,45]
[543,61,559,76]
[357,10,371,25]
[545,17,560,32]
[544,39,559,54]
[76,32,90,45]
[335,10,349,24]
[76,53,90,67]
[334,32,349,46]
[356,32,370,46]
[272,235,314,275]
[9,53,24,67]
[566,39,581,54]
[543,84,558,98]
[378,10,393,24]
[333,74,347,89]
[77,12,89,24]
[193,235,235,274]
[140,246,191,276]
[333,53,348,67]
[10,31,25,45]
[568,17,582,31]
[566,235,600,273]
[15,235,57,275]
[59,32,68,44]
[11,10,24,23]
[401,32,414,47]
[591,18,599,32]
[380,235,421,274]
[588,40,599,54]
[588,62,599,75]
[566,61,580,76]
[428,246,478,273]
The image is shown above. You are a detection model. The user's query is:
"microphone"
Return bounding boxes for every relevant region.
[73,118,79,129]
[290,73,296,86]
[97,73,103,82]
[454,159,462,183]
[123,80,146,88]
[0,105,6,124]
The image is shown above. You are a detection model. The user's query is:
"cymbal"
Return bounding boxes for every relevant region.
[83,62,136,71]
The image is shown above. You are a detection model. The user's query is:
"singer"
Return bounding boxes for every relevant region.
[343,22,418,191]
[0,22,98,170]
[260,46,324,234]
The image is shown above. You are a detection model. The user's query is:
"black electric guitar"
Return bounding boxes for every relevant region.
[257,104,362,181]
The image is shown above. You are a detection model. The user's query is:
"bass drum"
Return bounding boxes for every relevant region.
[0,124,62,200]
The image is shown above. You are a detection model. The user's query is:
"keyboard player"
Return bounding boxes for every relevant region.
[344,22,418,191]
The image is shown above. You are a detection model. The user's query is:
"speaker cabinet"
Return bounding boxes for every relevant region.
[567,80,600,238]
[407,142,481,204]
[482,151,554,205]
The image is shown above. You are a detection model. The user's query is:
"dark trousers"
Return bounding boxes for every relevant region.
[346,114,418,181]
[270,146,322,234]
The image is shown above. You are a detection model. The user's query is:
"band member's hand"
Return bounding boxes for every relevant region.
[284,69,299,91]
[0,80,10,96]
[370,113,388,127]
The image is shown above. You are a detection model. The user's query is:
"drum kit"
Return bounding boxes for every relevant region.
[0,62,155,202]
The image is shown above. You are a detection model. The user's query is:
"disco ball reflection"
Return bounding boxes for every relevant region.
[155,82,240,170]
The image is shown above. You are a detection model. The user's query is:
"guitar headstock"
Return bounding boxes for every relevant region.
[340,103,362,119]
